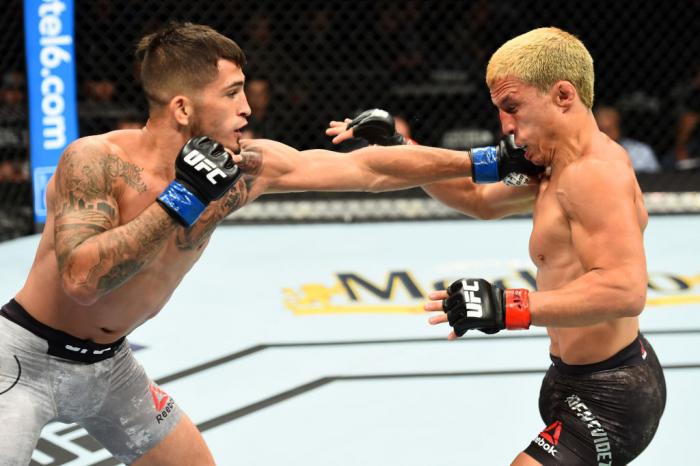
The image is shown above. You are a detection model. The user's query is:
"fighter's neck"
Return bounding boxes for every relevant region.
[549,111,597,170]
[139,118,190,175]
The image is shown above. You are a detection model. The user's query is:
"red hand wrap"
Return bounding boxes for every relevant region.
[504,289,531,330]
[406,138,418,145]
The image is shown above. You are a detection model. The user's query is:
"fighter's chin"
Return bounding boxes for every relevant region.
[226,142,241,154]
[524,150,543,166]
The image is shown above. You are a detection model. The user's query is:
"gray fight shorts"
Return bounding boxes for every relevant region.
[0,299,182,465]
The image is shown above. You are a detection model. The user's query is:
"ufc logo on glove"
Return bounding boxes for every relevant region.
[183,150,228,184]
[157,136,242,227]
[458,279,484,317]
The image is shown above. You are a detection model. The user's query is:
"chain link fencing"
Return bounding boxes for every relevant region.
[2,0,700,238]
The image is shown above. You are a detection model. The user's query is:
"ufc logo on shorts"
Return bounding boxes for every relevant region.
[64,344,111,355]
[460,279,483,318]
[183,150,228,184]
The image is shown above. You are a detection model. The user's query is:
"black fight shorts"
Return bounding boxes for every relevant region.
[524,334,666,465]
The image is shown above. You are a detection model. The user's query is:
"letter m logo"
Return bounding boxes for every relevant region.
[337,271,424,301]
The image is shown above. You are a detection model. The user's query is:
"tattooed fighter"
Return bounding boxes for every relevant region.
[0,21,540,465]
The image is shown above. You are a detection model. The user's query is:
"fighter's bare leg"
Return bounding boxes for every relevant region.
[511,452,542,466]
[132,414,214,466]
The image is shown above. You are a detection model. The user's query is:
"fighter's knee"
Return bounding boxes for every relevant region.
[511,451,543,466]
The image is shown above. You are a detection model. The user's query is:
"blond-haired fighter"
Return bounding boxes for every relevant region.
[421,27,664,465]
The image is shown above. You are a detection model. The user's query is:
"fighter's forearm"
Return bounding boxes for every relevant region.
[528,268,647,327]
[421,181,536,220]
[175,178,252,250]
[351,145,471,192]
[59,203,178,305]
[474,184,536,219]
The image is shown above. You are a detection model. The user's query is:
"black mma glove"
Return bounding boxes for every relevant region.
[442,278,531,337]
[157,136,242,227]
[469,135,544,186]
[346,109,417,146]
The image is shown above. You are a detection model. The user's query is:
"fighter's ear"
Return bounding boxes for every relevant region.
[552,81,577,110]
[170,95,194,126]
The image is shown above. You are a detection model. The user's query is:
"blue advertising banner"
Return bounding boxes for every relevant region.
[23,0,79,224]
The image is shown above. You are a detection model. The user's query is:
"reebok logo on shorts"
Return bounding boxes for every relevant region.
[541,420,562,445]
[150,384,169,411]
[533,421,561,457]
[150,384,175,424]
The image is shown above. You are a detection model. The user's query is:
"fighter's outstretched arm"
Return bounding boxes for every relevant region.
[325,113,539,219]
[52,137,178,306]
[240,138,472,199]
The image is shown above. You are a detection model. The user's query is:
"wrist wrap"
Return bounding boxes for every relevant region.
[157,180,206,227]
[470,146,500,183]
[504,289,531,330]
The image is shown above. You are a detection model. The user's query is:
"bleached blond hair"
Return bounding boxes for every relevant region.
[486,27,594,108]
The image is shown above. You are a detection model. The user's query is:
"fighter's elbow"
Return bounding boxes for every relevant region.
[627,291,647,317]
[61,275,100,306]
[616,285,647,317]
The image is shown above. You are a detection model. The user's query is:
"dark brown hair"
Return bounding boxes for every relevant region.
[136,22,246,108]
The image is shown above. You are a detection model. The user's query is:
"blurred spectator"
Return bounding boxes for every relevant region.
[0,71,27,140]
[372,1,426,82]
[673,64,700,170]
[243,14,297,86]
[0,71,26,107]
[275,80,329,149]
[0,71,29,182]
[83,79,117,103]
[295,6,339,69]
[0,157,29,183]
[437,0,500,75]
[243,77,278,139]
[594,104,661,173]
[114,114,145,131]
[80,78,140,135]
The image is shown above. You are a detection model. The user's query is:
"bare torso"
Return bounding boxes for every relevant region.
[11,134,459,344]
[14,130,226,343]
[529,137,648,364]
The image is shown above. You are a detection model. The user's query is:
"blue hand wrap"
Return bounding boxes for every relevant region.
[470,146,500,183]
[157,180,206,227]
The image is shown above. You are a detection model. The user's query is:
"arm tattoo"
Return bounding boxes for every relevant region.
[237,146,263,176]
[173,144,260,250]
[54,144,175,297]
[97,260,144,291]
[175,177,253,250]
[88,210,174,292]
[55,149,122,272]
[103,154,148,193]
